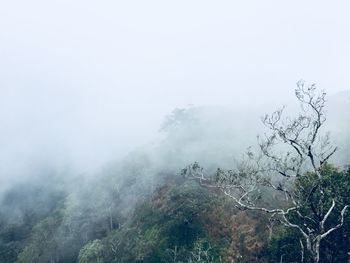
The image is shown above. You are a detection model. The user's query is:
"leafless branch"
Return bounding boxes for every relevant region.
[184,82,347,263]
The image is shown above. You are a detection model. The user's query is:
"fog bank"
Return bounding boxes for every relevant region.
[1,1,350,183]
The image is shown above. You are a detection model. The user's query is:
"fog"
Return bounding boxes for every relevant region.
[1,3,350,262]
[1,0,350,182]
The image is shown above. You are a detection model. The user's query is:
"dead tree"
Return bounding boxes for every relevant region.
[183,81,349,263]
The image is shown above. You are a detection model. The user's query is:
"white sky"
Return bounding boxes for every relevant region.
[0,1,350,176]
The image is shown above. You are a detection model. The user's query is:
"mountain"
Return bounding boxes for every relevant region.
[0,90,349,263]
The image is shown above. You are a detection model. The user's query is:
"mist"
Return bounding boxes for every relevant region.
[1,1,350,183]
[1,2,350,262]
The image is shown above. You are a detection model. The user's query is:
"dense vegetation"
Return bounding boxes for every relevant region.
[1,165,349,262]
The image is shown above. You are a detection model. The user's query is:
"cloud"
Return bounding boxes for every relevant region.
[0,0,349,181]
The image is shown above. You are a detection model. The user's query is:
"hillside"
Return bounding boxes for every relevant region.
[0,90,349,263]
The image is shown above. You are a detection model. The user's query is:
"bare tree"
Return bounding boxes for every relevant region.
[183,81,349,263]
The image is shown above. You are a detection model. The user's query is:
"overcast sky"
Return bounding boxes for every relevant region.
[0,1,350,177]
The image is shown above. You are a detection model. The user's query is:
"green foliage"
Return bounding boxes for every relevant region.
[0,169,270,263]
[99,181,212,262]
[78,240,105,263]
[0,179,65,263]
[97,180,238,262]
[262,227,303,263]
[15,211,63,263]
[263,164,350,262]
[3,163,348,263]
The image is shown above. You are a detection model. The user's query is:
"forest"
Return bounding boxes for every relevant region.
[0,85,349,263]
[2,1,350,262]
